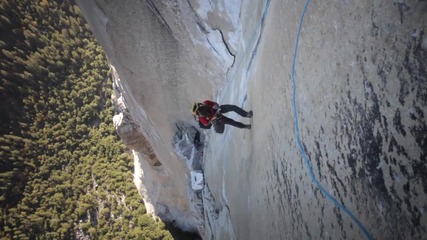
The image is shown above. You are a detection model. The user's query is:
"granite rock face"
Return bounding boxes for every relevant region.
[77,0,240,234]
[78,0,427,239]
[202,1,427,239]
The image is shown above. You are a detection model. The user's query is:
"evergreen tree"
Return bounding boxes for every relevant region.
[0,0,173,239]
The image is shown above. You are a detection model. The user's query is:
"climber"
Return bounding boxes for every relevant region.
[192,100,252,133]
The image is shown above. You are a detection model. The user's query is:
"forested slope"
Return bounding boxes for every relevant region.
[0,0,172,239]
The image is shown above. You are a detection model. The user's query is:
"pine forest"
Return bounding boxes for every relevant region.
[0,0,173,239]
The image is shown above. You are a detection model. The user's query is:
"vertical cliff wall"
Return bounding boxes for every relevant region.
[77,0,427,239]
[76,0,241,234]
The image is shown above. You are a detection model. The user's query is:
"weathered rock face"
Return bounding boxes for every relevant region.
[78,0,427,239]
[76,0,240,234]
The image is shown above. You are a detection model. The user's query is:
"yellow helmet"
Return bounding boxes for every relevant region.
[192,102,200,115]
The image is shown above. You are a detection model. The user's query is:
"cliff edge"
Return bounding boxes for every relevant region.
[78,0,427,239]
[77,0,241,235]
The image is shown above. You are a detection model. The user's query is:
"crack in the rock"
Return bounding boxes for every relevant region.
[145,0,173,34]
[187,0,235,71]
[245,0,271,75]
[213,27,236,68]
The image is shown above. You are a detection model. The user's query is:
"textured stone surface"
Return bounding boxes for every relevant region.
[203,0,426,239]
[77,0,237,233]
[78,0,426,239]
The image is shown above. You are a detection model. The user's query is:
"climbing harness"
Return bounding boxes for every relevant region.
[291,0,374,239]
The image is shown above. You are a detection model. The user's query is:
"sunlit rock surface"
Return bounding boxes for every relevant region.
[78,0,426,239]
[76,0,240,234]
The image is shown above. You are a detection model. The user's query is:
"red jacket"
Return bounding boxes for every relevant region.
[199,100,219,126]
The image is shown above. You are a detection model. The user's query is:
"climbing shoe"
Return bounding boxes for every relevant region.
[245,124,251,129]
[246,111,253,118]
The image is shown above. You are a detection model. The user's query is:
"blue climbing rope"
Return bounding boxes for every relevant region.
[291,1,374,240]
